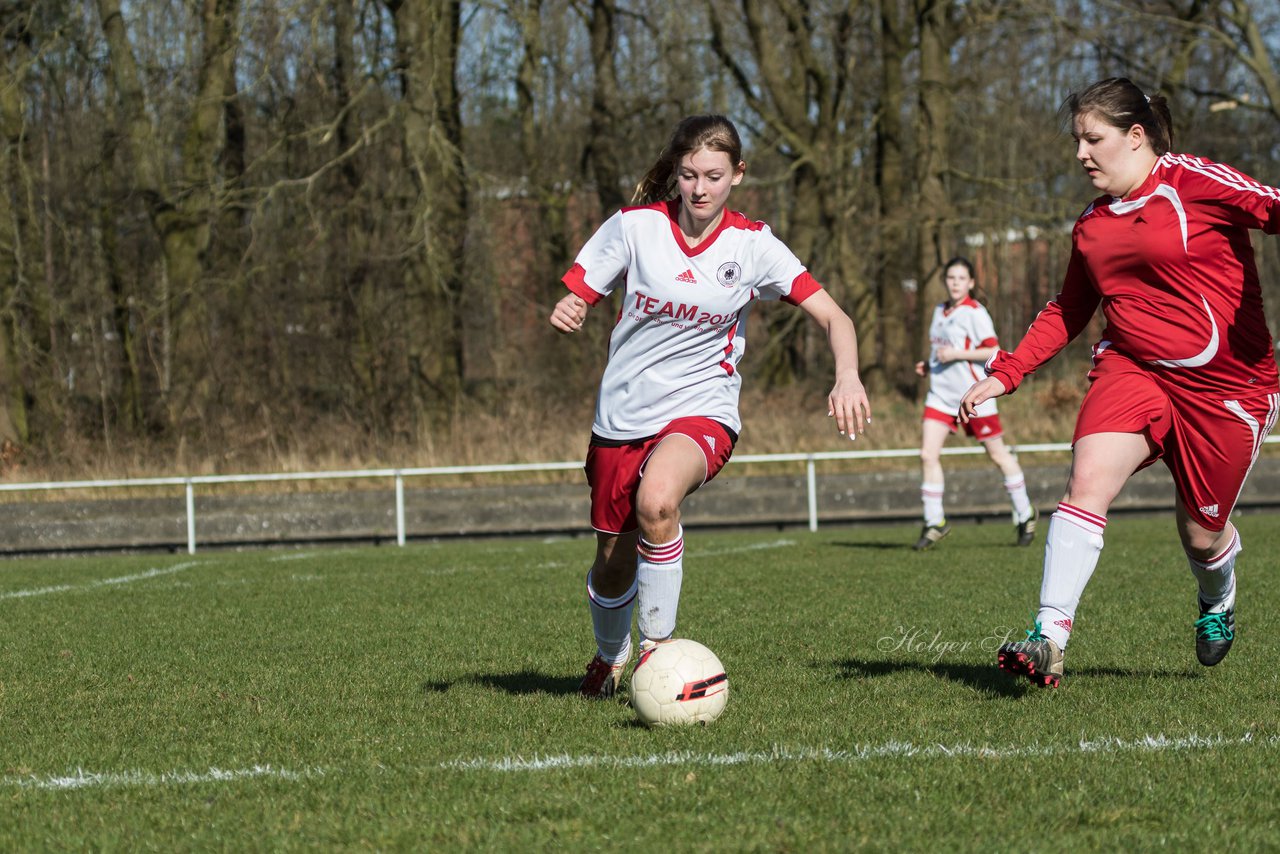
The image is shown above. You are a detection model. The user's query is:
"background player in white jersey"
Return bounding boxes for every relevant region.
[912,256,1037,551]
[962,78,1280,688]
[549,114,872,699]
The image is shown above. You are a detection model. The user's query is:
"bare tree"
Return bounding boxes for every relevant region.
[708,0,876,386]
[386,0,472,410]
[95,0,240,432]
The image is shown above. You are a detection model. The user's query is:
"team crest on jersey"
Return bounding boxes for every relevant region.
[716,261,742,288]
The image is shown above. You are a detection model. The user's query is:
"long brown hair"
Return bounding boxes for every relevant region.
[631,115,743,205]
[1062,77,1175,155]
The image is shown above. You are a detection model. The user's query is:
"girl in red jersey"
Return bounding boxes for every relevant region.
[913,256,1037,551]
[961,77,1280,688]
[549,115,872,699]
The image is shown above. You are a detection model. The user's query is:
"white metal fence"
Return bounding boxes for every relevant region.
[1,438,1275,553]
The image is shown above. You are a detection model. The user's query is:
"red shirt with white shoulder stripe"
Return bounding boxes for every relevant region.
[562,199,821,440]
[987,153,1280,398]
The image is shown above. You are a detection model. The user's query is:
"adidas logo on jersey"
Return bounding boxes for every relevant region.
[675,269,698,284]
[704,435,716,452]
[1199,504,1220,518]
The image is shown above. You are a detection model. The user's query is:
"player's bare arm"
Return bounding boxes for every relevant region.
[958,376,1006,423]
[550,293,589,334]
[798,289,871,439]
[937,345,997,364]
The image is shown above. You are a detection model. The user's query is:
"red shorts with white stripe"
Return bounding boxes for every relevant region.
[1075,348,1280,531]
[585,417,736,535]
[923,406,1004,442]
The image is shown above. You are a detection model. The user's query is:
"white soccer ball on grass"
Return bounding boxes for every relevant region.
[630,638,729,727]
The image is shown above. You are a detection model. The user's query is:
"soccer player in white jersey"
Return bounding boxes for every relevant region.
[912,256,1037,551]
[962,78,1280,688]
[549,114,872,699]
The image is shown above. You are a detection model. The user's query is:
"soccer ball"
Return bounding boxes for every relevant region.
[630,638,729,727]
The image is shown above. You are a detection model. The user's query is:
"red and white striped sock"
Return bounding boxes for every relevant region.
[636,526,684,642]
[1004,472,1033,523]
[1036,503,1107,650]
[921,482,945,527]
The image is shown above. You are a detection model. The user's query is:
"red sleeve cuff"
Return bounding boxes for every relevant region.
[977,336,999,349]
[985,350,1021,394]
[561,263,605,306]
[782,271,822,306]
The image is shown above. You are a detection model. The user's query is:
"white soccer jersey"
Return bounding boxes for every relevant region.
[924,298,1000,414]
[562,200,821,440]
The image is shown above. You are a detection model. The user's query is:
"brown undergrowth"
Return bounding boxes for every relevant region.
[0,377,1086,494]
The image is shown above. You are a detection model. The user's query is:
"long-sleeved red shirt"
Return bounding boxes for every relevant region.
[989,153,1280,398]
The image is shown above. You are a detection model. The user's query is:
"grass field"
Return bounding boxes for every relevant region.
[2,515,1279,851]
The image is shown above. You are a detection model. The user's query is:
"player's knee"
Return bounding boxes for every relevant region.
[986,445,1013,467]
[635,490,680,530]
[919,449,940,467]
[1180,525,1224,557]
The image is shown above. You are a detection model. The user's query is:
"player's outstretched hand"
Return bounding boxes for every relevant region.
[828,374,872,441]
[958,376,1007,423]
[550,293,588,334]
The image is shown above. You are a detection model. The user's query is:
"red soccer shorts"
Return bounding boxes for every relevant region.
[923,406,1004,442]
[1075,348,1279,531]
[585,417,736,535]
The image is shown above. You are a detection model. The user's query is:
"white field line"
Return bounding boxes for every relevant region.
[6,732,1272,791]
[266,548,359,563]
[695,539,795,558]
[0,561,205,601]
[2,764,324,791]
[440,732,1279,773]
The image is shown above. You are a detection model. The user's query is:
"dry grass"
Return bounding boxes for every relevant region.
[0,376,1085,490]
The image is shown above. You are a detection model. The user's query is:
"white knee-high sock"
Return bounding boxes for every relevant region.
[636,526,684,642]
[586,571,636,665]
[1188,526,1240,614]
[1036,503,1107,650]
[921,482,945,527]
[1004,471,1033,523]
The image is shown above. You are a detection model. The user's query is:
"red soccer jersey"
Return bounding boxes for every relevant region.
[989,153,1280,398]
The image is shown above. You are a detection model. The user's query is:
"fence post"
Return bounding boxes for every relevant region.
[806,456,818,532]
[185,479,197,554]
[395,473,406,547]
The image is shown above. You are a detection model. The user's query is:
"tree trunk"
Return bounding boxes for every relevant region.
[389,0,470,408]
[584,0,626,214]
[873,0,918,398]
[915,0,954,359]
[96,0,240,432]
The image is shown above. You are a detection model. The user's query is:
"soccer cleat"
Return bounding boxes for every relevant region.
[1016,507,1038,547]
[578,646,632,700]
[997,622,1064,688]
[913,521,951,551]
[1195,598,1235,667]
[635,636,670,665]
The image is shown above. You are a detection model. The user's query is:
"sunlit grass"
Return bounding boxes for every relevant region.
[1,516,1277,849]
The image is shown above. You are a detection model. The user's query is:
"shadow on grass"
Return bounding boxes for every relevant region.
[422,671,582,696]
[834,656,1200,698]
[825,540,917,551]
[824,539,1029,551]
